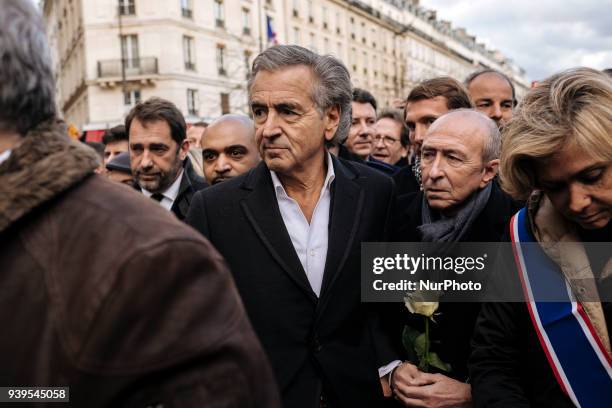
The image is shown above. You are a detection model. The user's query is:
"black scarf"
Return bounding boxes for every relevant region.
[418,182,493,243]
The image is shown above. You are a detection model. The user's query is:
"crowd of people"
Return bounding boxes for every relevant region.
[1,1,611,407]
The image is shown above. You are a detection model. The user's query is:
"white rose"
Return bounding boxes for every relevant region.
[405,299,439,317]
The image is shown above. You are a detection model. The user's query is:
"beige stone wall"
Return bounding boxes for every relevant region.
[43,0,530,132]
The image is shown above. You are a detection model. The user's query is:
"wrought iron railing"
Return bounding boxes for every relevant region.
[97,57,158,78]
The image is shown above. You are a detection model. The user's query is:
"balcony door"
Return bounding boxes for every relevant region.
[121,34,140,74]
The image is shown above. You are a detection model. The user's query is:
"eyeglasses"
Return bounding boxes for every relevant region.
[373,135,400,146]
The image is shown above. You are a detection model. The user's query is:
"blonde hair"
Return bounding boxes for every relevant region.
[500,67,612,200]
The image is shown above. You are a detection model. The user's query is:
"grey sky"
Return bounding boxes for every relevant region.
[420,0,612,81]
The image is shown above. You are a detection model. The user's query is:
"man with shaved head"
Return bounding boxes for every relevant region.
[389,110,521,407]
[419,110,500,220]
[201,114,260,185]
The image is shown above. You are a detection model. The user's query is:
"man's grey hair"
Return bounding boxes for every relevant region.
[0,0,56,134]
[432,109,501,162]
[247,45,352,145]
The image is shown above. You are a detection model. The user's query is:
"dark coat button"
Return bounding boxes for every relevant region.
[312,336,322,353]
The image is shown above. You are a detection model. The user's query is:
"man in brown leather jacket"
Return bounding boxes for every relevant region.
[0,2,280,407]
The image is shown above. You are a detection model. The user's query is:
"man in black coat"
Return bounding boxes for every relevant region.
[187,45,399,408]
[174,156,208,218]
[127,97,207,220]
[389,110,521,407]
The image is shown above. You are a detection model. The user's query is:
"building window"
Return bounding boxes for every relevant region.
[307,0,313,23]
[292,0,299,17]
[187,89,198,116]
[244,50,251,70]
[293,26,300,44]
[350,17,355,40]
[216,44,226,75]
[361,22,366,44]
[335,11,341,34]
[183,36,195,70]
[220,93,230,114]
[123,89,141,106]
[214,0,225,28]
[120,34,139,69]
[119,0,135,15]
[324,37,329,53]
[244,50,251,78]
[309,33,316,52]
[322,7,328,29]
[242,8,251,35]
[181,0,192,18]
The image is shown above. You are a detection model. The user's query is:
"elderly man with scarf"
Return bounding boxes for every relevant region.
[388,109,521,407]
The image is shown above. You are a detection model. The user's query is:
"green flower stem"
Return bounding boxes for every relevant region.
[424,316,430,372]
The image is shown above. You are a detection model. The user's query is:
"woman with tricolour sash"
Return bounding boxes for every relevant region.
[469,68,612,408]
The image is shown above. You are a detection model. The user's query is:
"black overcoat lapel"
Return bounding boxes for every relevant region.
[240,162,318,303]
[172,172,192,219]
[317,157,364,310]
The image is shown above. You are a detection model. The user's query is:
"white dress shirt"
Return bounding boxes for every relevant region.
[141,169,184,211]
[0,149,11,166]
[271,153,335,297]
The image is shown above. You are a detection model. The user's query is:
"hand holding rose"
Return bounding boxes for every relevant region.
[392,363,472,408]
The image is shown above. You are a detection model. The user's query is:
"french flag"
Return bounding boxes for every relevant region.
[267,15,278,46]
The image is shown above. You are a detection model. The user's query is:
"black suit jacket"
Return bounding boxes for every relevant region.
[187,156,399,408]
[387,181,522,381]
[392,166,420,196]
[170,160,207,220]
[337,143,364,163]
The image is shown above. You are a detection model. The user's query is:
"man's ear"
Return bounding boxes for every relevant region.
[324,105,341,142]
[178,139,190,160]
[479,158,499,188]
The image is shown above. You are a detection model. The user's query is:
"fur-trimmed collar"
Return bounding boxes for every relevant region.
[0,121,99,233]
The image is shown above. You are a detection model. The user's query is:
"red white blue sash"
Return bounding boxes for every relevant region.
[510,208,612,407]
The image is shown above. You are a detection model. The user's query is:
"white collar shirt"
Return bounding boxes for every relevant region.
[270,153,335,297]
[141,169,184,211]
[0,149,11,166]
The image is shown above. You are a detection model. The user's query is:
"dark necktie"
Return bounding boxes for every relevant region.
[150,193,165,202]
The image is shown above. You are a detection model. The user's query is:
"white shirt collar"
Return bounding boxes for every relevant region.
[270,152,335,197]
[0,149,11,166]
[141,169,184,202]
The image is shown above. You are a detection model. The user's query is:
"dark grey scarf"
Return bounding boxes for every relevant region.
[418,182,493,242]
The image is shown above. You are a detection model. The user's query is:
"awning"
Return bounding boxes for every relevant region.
[84,130,106,143]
